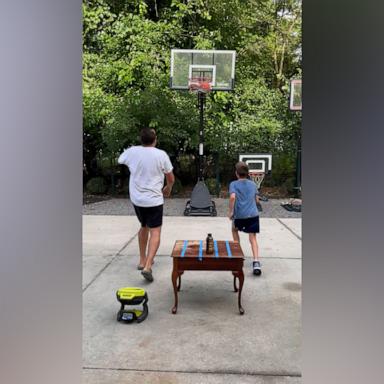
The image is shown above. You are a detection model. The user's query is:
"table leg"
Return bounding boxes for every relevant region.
[177,271,184,291]
[171,268,179,314]
[232,272,238,292]
[236,269,245,315]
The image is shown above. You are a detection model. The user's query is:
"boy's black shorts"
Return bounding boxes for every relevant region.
[133,204,163,228]
[234,216,260,233]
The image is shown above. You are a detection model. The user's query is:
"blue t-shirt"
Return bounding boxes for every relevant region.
[229,179,259,219]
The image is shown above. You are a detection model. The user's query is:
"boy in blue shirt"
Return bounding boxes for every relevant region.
[228,162,261,275]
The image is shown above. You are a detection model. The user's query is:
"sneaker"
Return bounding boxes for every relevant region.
[253,261,262,276]
[141,269,154,282]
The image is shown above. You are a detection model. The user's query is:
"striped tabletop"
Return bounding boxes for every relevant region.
[171,240,244,259]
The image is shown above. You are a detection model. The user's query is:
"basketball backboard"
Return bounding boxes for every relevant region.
[239,154,272,175]
[289,79,302,111]
[170,49,236,91]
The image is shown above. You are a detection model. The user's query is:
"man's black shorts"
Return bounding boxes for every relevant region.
[234,216,260,233]
[133,204,163,228]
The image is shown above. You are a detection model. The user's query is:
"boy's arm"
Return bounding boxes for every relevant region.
[228,193,236,220]
[255,185,260,204]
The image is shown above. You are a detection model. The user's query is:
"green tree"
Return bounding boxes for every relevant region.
[82,0,302,188]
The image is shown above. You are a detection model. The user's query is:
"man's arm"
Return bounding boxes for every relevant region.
[162,171,175,197]
[117,149,128,165]
[228,192,236,220]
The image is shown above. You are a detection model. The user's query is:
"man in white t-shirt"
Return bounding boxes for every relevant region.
[118,128,175,282]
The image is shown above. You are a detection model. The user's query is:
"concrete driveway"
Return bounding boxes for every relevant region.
[83,216,301,383]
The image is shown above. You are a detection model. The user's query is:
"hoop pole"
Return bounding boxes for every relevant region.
[198,91,205,181]
[295,128,302,197]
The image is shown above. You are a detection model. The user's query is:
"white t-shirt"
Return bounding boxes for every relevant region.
[118,146,173,207]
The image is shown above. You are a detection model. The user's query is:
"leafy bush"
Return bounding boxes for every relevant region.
[172,178,183,196]
[86,177,108,195]
[205,178,220,196]
[282,177,296,194]
[176,154,197,186]
[117,178,129,195]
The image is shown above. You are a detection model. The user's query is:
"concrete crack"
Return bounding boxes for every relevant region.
[83,366,301,378]
[82,233,137,292]
[277,218,302,240]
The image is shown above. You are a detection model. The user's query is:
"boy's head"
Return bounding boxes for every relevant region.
[140,128,157,146]
[235,161,249,179]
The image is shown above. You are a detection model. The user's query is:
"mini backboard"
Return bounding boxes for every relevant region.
[239,153,272,174]
[289,79,302,111]
[239,153,272,188]
[170,49,236,91]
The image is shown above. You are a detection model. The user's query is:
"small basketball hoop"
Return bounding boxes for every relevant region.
[188,77,212,93]
[249,172,265,189]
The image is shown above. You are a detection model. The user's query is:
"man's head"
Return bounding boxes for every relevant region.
[140,128,157,146]
[235,161,249,179]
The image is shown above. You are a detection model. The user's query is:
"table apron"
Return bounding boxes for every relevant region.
[174,260,243,271]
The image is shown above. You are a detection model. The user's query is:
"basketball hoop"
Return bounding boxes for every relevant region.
[188,77,212,93]
[249,172,265,189]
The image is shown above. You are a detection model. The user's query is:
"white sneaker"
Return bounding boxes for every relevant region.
[252,261,262,276]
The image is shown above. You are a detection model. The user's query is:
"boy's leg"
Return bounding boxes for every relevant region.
[138,226,149,268]
[249,233,261,276]
[248,233,259,261]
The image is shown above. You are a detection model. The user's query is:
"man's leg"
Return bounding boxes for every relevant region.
[143,226,161,271]
[138,226,149,268]
[249,233,259,261]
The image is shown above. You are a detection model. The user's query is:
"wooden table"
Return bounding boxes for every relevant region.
[171,240,245,315]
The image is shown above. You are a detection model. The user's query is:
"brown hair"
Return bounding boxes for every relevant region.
[235,161,249,178]
[140,128,156,145]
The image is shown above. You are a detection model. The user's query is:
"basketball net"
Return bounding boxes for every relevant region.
[188,77,212,93]
[249,172,265,189]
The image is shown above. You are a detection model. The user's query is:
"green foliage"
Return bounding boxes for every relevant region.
[205,78,290,157]
[205,178,220,196]
[83,0,302,188]
[172,178,183,196]
[86,177,108,194]
[265,152,296,187]
[282,177,295,194]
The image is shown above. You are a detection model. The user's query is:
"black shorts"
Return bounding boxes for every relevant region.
[234,216,260,233]
[133,204,163,228]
